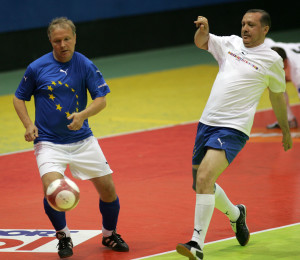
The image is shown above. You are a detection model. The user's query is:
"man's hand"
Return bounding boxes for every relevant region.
[194,16,209,32]
[282,132,293,151]
[25,124,39,142]
[67,113,84,131]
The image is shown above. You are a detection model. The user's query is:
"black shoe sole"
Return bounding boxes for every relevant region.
[176,244,198,260]
[58,252,73,258]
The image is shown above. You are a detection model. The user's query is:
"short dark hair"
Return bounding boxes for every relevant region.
[271,47,287,61]
[246,9,271,28]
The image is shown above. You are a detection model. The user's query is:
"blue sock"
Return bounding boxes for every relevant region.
[43,197,66,231]
[99,196,120,231]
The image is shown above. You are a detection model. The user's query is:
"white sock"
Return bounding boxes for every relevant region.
[214,183,240,222]
[57,226,71,238]
[102,226,113,237]
[191,194,215,250]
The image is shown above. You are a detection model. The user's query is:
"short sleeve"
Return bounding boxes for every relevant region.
[208,34,238,66]
[85,62,111,99]
[268,58,286,93]
[15,66,36,101]
[208,34,225,64]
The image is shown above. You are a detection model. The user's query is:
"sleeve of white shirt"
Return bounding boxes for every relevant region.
[208,34,239,66]
[268,57,286,93]
[207,33,229,65]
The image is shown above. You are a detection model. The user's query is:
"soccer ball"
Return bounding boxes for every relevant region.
[46,178,80,212]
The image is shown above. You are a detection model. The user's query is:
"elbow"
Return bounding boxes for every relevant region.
[194,37,209,50]
[99,97,107,110]
[13,95,21,107]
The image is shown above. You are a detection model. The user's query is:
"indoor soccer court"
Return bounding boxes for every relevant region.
[1,30,300,260]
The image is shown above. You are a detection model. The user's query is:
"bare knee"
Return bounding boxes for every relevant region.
[196,168,215,194]
[90,175,117,202]
[41,172,64,196]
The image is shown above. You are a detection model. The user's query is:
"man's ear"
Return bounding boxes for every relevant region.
[263,26,270,36]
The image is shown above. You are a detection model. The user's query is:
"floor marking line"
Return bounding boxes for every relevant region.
[0,120,198,157]
[2,103,299,157]
[132,222,300,260]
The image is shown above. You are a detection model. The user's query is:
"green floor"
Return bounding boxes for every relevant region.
[138,223,300,260]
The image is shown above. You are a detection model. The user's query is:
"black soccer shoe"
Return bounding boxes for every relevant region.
[176,240,203,260]
[102,230,129,252]
[56,232,73,258]
[230,204,250,246]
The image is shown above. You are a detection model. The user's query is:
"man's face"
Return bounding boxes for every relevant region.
[241,12,269,48]
[49,25,76,63]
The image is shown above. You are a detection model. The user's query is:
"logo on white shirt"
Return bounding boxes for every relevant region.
[228,51,259,70]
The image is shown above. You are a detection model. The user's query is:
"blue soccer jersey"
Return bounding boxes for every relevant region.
[15,52,110,144]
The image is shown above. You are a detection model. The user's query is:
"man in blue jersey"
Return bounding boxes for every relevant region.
[13,17,129,258]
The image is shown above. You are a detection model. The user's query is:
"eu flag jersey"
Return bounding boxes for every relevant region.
[200,34,286,136]
[15,52,110,144]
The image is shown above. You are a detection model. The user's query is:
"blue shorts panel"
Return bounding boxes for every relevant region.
[192,122,249,165]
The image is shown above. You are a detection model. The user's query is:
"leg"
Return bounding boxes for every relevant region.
[178,124,250,259]
[89,174,117,202]
[41,171,64,196]
[90,174,129,252]
[177,149,228,260]
[193,168,241,224]
[195,148,228,194]
[42,172,73,258]
[214,183,250,246]
[214,183,240,221]
[42,172,67,232]
[192,149,229,247]
[90,174,119,233]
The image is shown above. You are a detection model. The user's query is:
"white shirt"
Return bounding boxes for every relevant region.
[265,38,300,96]
[200,34,286,136]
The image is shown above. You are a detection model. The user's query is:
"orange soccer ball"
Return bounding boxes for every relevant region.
[46,178,80,212]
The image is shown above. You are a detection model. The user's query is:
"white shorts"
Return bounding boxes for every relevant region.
[34,136,113,180]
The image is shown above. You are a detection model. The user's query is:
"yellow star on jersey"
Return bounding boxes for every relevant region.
[76,108,79,112]
[71,88,75,92]
[56,104,62,111]
[51,81,56,86]
[65,111,71,117]
[49,94,55,100]
[58,81,62,85]
[47,86,53,91]
[65,83,69,87]
[76,95,78,99]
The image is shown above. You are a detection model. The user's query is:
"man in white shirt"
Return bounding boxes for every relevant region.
[264,38,300,129]
[176,9,292,260]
